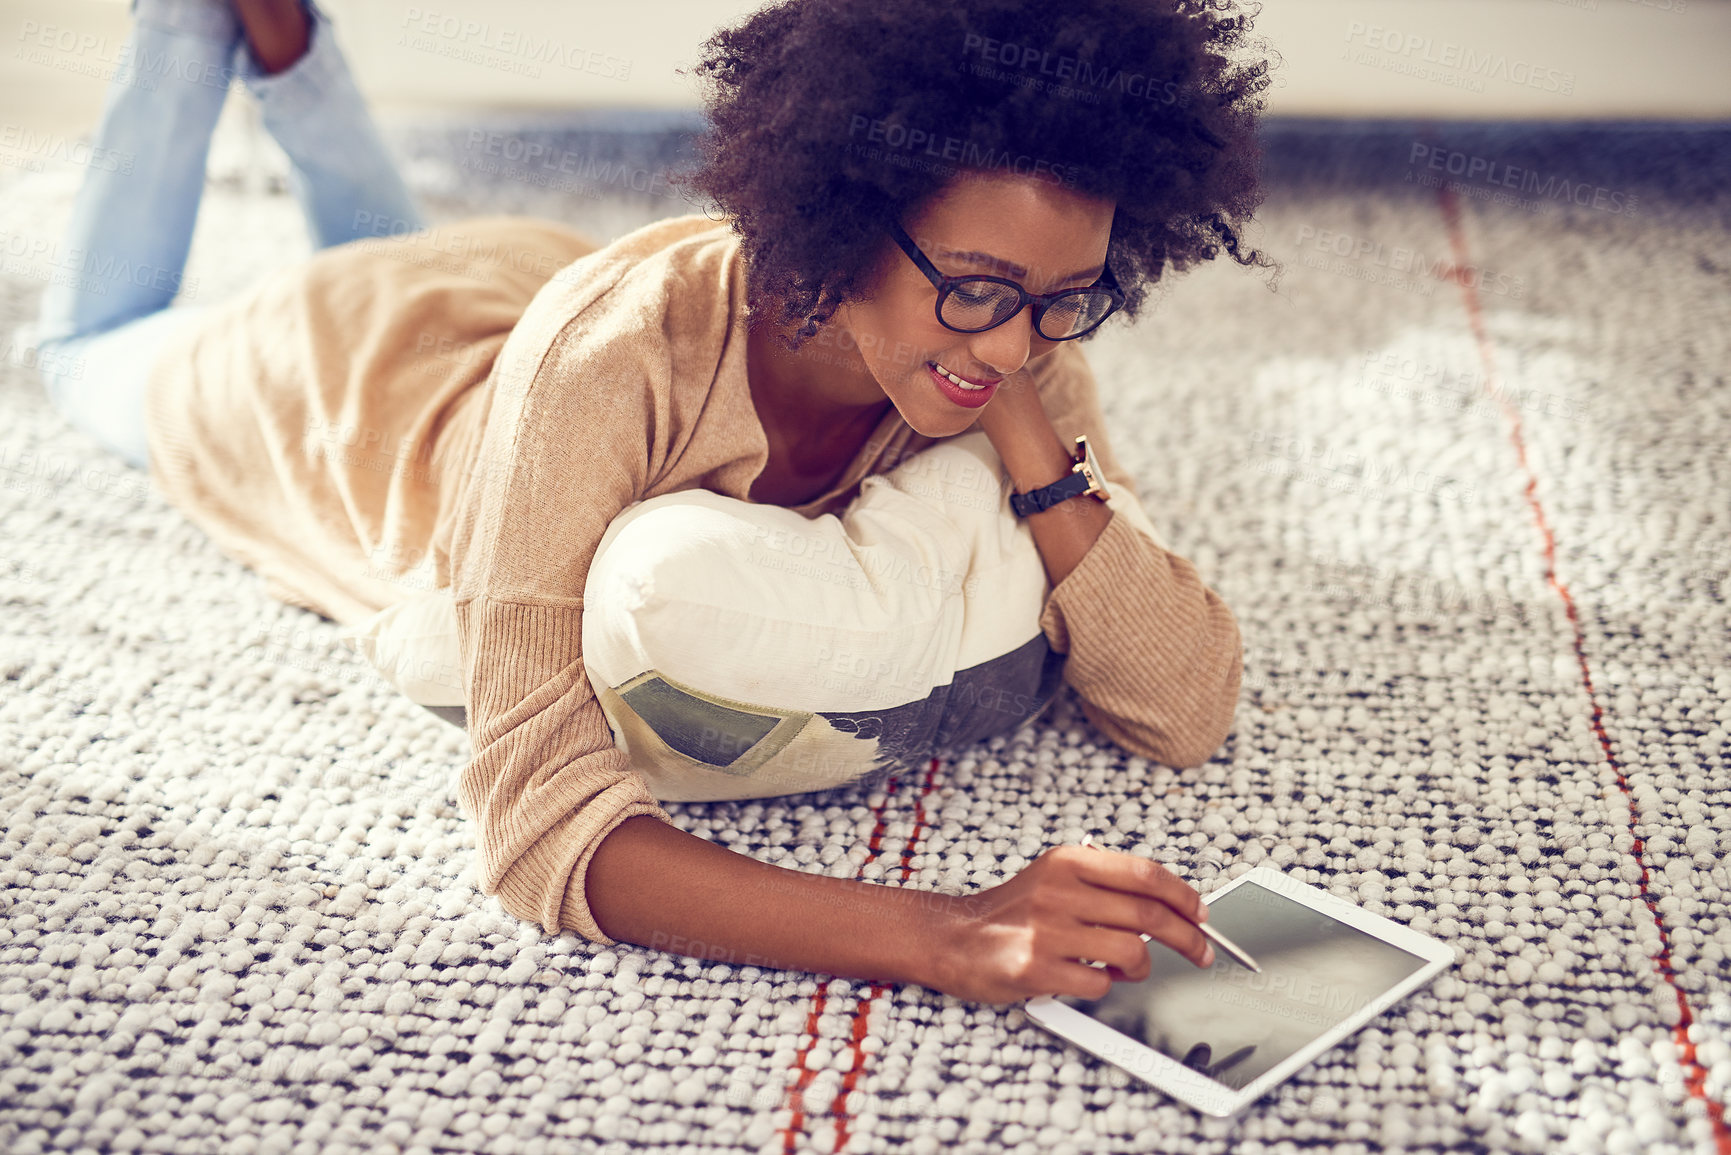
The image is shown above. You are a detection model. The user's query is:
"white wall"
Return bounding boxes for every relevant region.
[2,0,1728,139]
[330,0,1731,119]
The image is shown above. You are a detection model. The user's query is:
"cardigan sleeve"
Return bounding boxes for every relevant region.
[1029,343,1244,768]
[444,277,681,947]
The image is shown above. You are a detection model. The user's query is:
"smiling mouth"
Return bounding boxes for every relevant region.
[929,360,1000,390]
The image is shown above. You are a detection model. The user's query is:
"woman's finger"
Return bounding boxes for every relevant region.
[1079,889,1213,967]
[1072,846,1207,924]
[1070,922,1161,978]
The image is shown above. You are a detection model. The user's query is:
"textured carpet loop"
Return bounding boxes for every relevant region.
[3,118,1729,1154]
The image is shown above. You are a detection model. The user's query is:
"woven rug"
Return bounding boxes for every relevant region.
[2,104,1729,1155]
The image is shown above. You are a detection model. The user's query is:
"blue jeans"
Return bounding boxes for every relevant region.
[31,0,424,470]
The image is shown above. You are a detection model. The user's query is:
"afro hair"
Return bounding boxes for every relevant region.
[675,0,1275,348]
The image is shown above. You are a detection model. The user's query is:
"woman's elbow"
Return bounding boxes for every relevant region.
[1164,712,1237,769]
[1082,695,1238,770]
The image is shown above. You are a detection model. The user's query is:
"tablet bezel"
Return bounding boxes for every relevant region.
[1022,866,1455,1117]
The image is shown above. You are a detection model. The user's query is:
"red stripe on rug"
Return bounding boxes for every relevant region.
[1435,181,1731,1154]
[778,756,944,1154]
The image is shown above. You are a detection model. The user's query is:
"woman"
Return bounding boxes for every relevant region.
[33,0,1270,1005]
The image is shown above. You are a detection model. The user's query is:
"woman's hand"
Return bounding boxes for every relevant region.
[928,844,1215,1006]
[969,366,1051,462]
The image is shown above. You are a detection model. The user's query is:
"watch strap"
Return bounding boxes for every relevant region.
[1010,469,1093,516]
[1009,435,1108,517]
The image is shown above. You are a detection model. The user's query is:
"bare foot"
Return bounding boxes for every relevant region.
[231,0,310,75]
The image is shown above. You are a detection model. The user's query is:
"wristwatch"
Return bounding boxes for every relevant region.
[1009,435,1110,517]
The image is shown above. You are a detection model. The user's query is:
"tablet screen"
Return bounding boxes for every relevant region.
[1055,880,1429,1090]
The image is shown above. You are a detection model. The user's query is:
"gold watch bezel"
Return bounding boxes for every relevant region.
[1072,435,1109,501]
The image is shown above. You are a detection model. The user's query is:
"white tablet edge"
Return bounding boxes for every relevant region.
[1023,866,1456,1117]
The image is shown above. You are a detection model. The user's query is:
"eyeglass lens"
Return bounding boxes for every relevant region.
[940,281,1116,339]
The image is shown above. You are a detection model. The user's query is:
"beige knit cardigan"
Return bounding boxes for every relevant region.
[143,213,1243,946]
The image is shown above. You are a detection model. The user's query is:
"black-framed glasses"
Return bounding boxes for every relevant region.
[888,219,1123,341]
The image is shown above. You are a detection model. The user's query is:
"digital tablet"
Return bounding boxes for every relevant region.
[1023,866,1454,1117]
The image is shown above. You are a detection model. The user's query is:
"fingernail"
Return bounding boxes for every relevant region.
[1203,944,1216,968]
